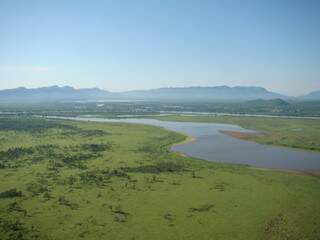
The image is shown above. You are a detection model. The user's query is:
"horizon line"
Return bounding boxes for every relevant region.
[0,84,318,97]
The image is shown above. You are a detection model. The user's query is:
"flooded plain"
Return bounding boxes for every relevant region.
[50,117,320,171]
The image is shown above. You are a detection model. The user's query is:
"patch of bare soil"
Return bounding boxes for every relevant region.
[220,130,263,140]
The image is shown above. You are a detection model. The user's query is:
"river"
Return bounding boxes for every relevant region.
[48,116,320,171]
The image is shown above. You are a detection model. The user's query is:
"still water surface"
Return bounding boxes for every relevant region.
[50,117,320,171]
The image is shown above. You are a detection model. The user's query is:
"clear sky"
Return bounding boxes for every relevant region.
[0,0,319,96]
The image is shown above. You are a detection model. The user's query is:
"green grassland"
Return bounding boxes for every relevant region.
[0,117,320,240]
[149,115,320,152]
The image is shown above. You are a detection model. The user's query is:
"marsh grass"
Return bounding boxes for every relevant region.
[0,117,319,240]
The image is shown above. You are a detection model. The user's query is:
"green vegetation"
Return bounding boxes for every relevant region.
[0,117,320,240]
[151,114,320,152]
[1,99,320,118]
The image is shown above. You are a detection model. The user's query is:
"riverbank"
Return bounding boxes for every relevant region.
[46,116,320,171]
[150,114,320,152]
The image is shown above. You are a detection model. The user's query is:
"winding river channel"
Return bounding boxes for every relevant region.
[50,116,320,171]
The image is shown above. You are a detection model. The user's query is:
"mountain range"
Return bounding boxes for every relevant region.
[300,90,320,100]
[0,85,318,102]
[0,86,110,102]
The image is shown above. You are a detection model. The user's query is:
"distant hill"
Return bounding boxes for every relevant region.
[0,86,111,102]
[0,85,316,102]
[300,91,320,100]
[119,86,285,101]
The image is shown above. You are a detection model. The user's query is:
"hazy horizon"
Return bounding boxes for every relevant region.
[0,0,319,96]
[0,83,319,97]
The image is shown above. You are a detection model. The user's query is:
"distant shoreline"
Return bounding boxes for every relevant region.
[157,111,320,120]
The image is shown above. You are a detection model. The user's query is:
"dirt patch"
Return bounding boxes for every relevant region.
[300,170,320,178]
[220,130,264,140]
[170,135,195,158]
[171,135,195,147]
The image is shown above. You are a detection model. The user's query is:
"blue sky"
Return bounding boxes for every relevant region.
[0,0,319,96]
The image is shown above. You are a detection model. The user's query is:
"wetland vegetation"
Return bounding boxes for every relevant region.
[1,99,320,118]
[0,116,320,239]
[2,0,320,238]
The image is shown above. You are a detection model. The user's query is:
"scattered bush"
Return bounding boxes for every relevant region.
[189,204,215,212]
[79,129,109,137]
[7,202,27,215]
[0,147,34,160]
[0,217,40,240]
[110,205,129,223]
[26,182,48,197]
[0,117,76,133]
[163,212,176,221]
[0,189,22,199]
[79,169,129,186]
[122,161,185,174]
[58,196,79,210]
[80,143,112,152]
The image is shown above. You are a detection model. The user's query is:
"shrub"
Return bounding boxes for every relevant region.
[0,189,22,199]
[122,161,185,174]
